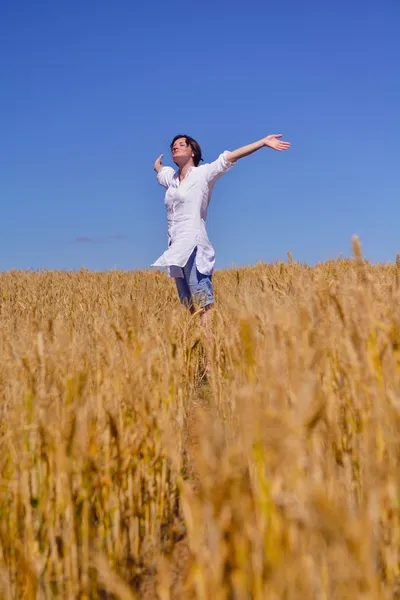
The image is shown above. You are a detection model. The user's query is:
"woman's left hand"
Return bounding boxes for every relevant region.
[263,134,291,151]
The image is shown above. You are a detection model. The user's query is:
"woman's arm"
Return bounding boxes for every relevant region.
[154,154,175,188]
[226,134,291,163]
[154,154,164,173]
[202,134,291,185]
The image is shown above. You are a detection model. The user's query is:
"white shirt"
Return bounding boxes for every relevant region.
[151,151,235,278]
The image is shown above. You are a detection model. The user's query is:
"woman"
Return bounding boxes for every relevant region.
[152,133,291,318]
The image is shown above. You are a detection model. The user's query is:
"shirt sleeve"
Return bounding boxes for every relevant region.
[202,151,235,185]
[156,166,175,189]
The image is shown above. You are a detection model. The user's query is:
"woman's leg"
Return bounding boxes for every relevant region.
[175,275,194,313]
[176,250,214,370]
[174,250,198,312]
[186,252,215,374]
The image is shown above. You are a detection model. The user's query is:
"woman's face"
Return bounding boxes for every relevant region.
[171,138,194,166]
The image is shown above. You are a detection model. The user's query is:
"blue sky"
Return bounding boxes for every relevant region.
[1,0,399,271]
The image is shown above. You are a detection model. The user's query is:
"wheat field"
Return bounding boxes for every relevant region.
[1,238,400,599]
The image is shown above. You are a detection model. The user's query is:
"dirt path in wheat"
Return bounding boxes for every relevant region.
[140,389,212,599]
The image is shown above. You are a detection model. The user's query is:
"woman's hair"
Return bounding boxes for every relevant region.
[170,134,203,167]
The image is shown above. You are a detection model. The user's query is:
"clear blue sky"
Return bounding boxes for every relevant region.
[1,0,399,271]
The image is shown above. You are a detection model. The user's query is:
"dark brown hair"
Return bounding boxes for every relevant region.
[170,135,203,167]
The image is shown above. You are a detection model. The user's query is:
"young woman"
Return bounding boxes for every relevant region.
[152,133,291,317]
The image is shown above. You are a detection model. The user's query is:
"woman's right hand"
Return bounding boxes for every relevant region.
[154,154,164,173]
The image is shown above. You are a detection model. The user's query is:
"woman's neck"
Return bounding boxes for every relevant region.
[179,161,195,181]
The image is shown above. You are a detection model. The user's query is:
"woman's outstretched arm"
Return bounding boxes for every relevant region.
[226,134,291,163]
[153,153,175,188]
[154,154,164,173]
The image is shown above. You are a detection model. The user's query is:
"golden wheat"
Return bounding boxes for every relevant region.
[1,244,400,598]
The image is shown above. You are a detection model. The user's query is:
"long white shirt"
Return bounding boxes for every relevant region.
[151,151,234,278]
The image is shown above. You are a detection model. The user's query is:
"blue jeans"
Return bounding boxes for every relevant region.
[175,248,214,311]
